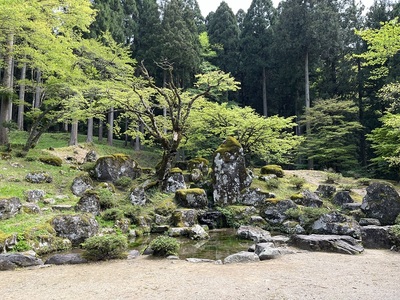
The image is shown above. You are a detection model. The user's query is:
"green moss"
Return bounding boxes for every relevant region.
[111,153,131,161]
[216,205,251,228]
[170,167,183,174]
[215,136,242,155]
[175,188,205,197]
[188,157,209,170]
[0,230,12,244]
[82,234,128,261]
[260,165,284,177]
[155,198,176,216]
[290,193,304,200]
[39,155,63,167]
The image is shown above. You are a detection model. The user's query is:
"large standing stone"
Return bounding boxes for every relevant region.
[361,182,400,225]
[93,154,141,182]
[0,197,21,220]
[175,188,208,209]
[212,137,252,206]
[51,214,99,246]
[71,175,93,196]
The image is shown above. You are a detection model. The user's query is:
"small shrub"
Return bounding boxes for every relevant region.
[288,176,306,189]
[82,234,128,261]
[25,156,37,162]
[357,178,371,186]
[115,176,133,188]
[81,162,96,173]
[339,184,355,192]
[97,188,116,209]
[260,165,284,178]
[39,155,62,167]
[285,206,330,232]
[265,178,280,189]
[102,208,125,221]
[325,172,342,184]
[155,199,176,216]
[149,235,180,257]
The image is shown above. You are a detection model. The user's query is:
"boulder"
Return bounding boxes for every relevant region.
[45,253,88,265]
[198,211,227,229]
[71,175,93,196]
[25,172,52,184]
[342,203,362,211]
[188,225,209,240]
[240,188,272,206]
[93,154,141,182]
[188,158,209,175]
[25,190,45,203]
[262,199,297,224]
[51,214,99,246]
[84,150,98,163]
[75,191,101,216]
[312,212,361,239]
[293,190,323,207]
[0,253,44,270]
[223,251,260,264]
[254,243,290,260]
[237,225,271,243]
[0,233,17,253]
[21,203,41,214]
[361,182,400,225]
[189,169,203,183]
[0,197,21,220]
[282,221,306,235]
[175,188,208,209]
[359,218,381,226]
[332,191,354,206]
[212,137,252,206]
[361,225,393,249]
[173,209,198,227]
[168,227,190,237]
[290,234,364,255]
[129,186,147,206]
[315,184,336,199]
[164,169,186,193]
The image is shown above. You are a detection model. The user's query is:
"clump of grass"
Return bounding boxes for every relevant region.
[288,176,306,189]
[82,234,128,261]
[325,172,342,184]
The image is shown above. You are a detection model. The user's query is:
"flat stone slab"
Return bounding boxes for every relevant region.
[290,234,364,255]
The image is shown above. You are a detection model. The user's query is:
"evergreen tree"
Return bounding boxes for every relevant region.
[207,2,240,77]
[239,0,277,116]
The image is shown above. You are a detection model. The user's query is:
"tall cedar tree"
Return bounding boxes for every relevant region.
[240,0,277,116]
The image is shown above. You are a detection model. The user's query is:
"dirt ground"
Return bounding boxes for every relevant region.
[1,249,399,300]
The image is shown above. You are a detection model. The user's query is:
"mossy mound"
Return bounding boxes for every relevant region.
[215,136,242,155]
[260,165,284,178]
[39,155,63,167]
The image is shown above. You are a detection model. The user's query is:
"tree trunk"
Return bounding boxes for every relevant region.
[0,32,14,145]
[262,67,268,117]
[357,58,366,167]
[17,62,27,130]
[98,119,103,142]
[86,117,93,143]
[107,107,114,146]
[69,121,78,146]
[33,69,42,108]
[304,51,313,169]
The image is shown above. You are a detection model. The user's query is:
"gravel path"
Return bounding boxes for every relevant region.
[1,250,399,300]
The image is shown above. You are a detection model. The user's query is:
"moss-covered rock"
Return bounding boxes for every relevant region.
[175,188,208,209]
[212,137,252,206]
[155,198,177,216]
[93,154,141,182]
[39,155,62,167]
[260,165,284,178]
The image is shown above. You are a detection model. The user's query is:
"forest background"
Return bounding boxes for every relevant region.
[1,0,400,181]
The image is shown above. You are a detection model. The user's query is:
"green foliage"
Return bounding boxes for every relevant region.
[288,176,306,189]
[39,155,62,167]
[154,198,177,216]
[357,178,371,186]
[149,235,180,257]
[102,208,125,221]
[325,172,342,184]
[96,188,116,209]
[114,176,133,188]
[216,206,252,228]
[82,234,128,261]
[186,100,301,163]
[285,206,330,231]
[265,178,281,189]
[299,98,363,171]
